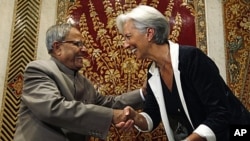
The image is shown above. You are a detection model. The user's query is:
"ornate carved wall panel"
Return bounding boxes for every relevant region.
[0,0,208,140]
[0,0,42,140]
[57,0,196,94]
[223,0,250,110]
[57,0,207,140]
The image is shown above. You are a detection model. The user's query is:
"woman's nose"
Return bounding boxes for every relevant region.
[123,41,130,49]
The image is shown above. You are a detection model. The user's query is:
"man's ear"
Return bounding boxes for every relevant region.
[51,41,61,55]
[52,41,60,50]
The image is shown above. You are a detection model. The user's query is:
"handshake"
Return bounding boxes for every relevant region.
[111,80,148,131]
[112,106,147,132]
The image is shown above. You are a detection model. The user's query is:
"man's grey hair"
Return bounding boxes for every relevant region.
[46,23,73,53]
[116,5,170,44]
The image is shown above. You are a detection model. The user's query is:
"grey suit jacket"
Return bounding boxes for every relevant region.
[14,57,144,141]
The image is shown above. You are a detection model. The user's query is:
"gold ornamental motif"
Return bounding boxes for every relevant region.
[224,0,250,109]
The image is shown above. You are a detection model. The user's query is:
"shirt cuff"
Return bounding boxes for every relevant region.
[193,124,216,141]
[139,88,145,101]
[134,112,153,132]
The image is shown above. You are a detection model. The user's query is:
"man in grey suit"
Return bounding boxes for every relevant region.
[14,23,146,141]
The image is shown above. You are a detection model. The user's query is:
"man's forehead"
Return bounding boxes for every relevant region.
[66,28,83,39]
[69,27,80,33]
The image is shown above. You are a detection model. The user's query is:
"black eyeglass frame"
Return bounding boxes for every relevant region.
[59,40,85,48]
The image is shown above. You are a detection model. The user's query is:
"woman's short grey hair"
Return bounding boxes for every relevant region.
[116,5,170,44]
[46,23,73,53]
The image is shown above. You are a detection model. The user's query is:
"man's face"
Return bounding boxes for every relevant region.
[56,27,88,71]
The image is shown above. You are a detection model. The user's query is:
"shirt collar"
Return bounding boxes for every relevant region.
[50,57,77,76]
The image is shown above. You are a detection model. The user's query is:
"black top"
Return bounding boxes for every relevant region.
[161,76,193,138]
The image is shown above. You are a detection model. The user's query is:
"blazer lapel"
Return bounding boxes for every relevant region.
[148,62,175,141]
[147,41,194,141]
[169,41,194,129]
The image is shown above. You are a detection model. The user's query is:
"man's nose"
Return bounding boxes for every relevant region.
[80,45,87,52]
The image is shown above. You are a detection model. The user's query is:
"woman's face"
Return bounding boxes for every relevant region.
[122,20,152,60]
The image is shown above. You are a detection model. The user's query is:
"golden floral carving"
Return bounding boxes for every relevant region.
[78,0,149,95]
[224,0,250,109]
[193,0,207,53]
[169,13,182,42]
[240,16,250,31]
[165,0,174,19]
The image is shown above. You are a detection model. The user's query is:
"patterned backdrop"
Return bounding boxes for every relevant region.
[1,0,249,141]
[57,0,197,140]
[223,0,250,110]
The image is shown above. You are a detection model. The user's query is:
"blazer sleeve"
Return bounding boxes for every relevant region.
[179,47,231,139]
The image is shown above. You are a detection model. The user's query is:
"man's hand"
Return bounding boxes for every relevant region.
[114,106,137,132]
[112,109,129,125]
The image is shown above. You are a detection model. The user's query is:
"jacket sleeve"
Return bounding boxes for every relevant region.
[94,88,144,110]
[21,60,113,139]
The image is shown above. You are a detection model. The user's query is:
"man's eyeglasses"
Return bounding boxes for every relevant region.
[59,40,85,48]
